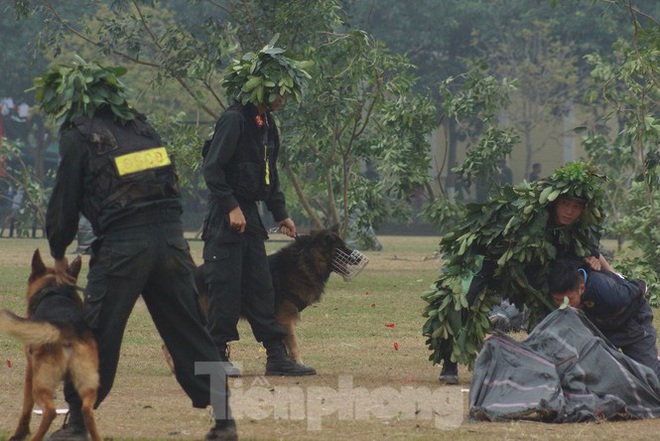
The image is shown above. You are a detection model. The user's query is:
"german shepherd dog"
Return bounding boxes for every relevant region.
[0,250,101,441]
[164,226,367,372]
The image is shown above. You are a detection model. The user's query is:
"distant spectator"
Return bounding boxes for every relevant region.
[1,97,15,116]
[528,163,542,182]
[496,159,513,186]
[14,102,30,122]
[1,187,24,238]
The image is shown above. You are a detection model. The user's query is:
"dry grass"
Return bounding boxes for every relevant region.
[0,236,659,440]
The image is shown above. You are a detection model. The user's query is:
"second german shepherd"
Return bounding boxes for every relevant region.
[164,226,367,372]
[0,250,101,441]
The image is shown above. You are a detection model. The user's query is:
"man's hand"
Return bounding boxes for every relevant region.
[228,206,246,234]
[54,257,76,286]
[583,256,601,271]
[584,255,615,273]
[278,217,296,238]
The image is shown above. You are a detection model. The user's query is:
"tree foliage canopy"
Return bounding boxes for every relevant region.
[10,0,437,236]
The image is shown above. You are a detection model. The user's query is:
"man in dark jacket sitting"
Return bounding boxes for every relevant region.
[549,258,660,379]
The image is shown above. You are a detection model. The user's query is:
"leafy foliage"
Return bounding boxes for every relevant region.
[222,34,312,107]
[282,29,437,233]
[12,0,436,235]
[423,63,518,233]
[474,20,581,173]
[0,139,52,233]
[422,162,606,367]
[607,182,660,307]
[580,22,660,305]
[29,55,134,126]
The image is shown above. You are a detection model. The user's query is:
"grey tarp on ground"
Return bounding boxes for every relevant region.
[469,307,660,422]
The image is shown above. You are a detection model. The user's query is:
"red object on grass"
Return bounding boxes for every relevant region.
[393,342,399,350]
[385,323,395,328]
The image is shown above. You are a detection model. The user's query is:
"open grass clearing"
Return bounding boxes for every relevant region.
[0,236,659,440]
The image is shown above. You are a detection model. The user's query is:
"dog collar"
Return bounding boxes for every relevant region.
[29,285,80,316]
[281,289,308,312]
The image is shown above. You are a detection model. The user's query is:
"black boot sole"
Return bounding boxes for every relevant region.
[265,369,317,376]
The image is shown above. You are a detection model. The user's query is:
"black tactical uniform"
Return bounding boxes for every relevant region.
[46,107,229,429]
[578,269,660,378]
[202,101,314,376]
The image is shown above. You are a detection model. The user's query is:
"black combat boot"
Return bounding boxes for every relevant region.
[205,418,238,441]
[49,405,88,441]
[438,359,459,385]
[264,339,316,376]
[218,343,242,377]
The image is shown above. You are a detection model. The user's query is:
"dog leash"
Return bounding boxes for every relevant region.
[268,225,300,241]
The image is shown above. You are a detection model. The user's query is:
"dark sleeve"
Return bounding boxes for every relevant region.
[46,129,85,259]
[202,111,242,214]
[586,271,641,311]
[263,120,289,222]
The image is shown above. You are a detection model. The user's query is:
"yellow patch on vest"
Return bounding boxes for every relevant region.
[264,143,270,185]
[114,147,171,176]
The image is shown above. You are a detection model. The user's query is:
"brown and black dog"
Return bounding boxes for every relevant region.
[164,226,367,373]
[0,250,101,441]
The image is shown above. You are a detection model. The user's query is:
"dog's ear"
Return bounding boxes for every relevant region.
[31,249,47,278]
[68,256,83,280]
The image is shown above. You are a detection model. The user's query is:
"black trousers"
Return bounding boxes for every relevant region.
[64,220,225,411]
[601,299,660,379]
[203,232,286,346]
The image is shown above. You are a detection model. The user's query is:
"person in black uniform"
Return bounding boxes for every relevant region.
[549,259,660,379]
[202,44,315,377]
[33,60,236,441]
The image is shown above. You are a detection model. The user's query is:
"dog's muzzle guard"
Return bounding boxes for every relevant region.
[331,249,369,281]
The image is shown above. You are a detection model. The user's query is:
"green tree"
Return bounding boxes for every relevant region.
[345,0,652,205]
[13,0,437,237]
[475,20,581,174]
[284,32,437,234]
[577,0,660,305]
[422,62,519,233]
[0,139,52,236]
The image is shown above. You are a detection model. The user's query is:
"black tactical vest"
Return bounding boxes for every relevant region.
[204,102,278,202]
[73,111,180,219]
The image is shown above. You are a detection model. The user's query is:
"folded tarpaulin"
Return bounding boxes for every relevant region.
[469,307,660,422]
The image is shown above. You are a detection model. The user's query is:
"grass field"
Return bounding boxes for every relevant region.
[0,236,659,440]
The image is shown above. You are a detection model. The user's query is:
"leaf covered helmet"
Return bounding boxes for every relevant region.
[30,55,134,127]
[537,162,605,204]
[222,34,312,108]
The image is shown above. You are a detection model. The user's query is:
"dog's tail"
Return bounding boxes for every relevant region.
[0,309,62,346]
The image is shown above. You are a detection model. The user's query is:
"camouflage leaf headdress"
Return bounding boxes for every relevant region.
[29,55,134,127]
[222,34,313,107]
